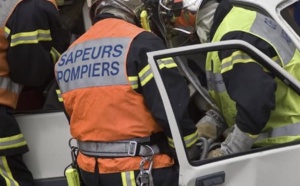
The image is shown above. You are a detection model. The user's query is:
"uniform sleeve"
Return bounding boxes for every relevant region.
[127,31,197,148]
[5,0,69,87]
[219,32,277,134]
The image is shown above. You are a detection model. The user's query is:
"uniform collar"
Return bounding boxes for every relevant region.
[93,13,122,25]
[210,0,233,41]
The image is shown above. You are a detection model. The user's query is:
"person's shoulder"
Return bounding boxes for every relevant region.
[132,31,166,51]
[136,31,165,44]
[34,0,58,11]
[16,0,57,12]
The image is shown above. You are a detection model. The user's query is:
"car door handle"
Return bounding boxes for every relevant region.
[195,171,225,186]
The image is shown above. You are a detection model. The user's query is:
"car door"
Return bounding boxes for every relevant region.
[147,39,300,186]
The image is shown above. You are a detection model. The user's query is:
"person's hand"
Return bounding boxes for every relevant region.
[206,125,258,159]
[196,121,217,140]
[196,109,227,140]
[207,148,224,158]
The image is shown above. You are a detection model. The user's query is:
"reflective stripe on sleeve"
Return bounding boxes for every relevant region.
[51,47,61,63]
[168,131,198,148]
[139,57,177,87]
[256,122,300,142]
[0,134,27,150]
[4,27,10,38]
[128,76,138,89]
[221,51,256,73]
[56,89,63,102]
[0,77,22,94]
[10,29,52,47]
[221,51,281,74]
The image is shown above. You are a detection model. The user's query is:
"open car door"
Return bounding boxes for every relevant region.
[147,39,300,186]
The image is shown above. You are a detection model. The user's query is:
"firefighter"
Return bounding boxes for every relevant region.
[55,0,199,185]
[0,0,68,185]
[159,0,300,158]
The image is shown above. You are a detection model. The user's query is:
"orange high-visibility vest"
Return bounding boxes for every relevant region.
[55,18,174,173]
[0,0,25,108]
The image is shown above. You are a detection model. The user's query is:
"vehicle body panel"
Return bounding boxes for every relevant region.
[17,112,71,185]
[14,0,300,185]
[146,39,300,185]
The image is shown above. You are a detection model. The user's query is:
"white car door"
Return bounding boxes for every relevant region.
[17,111,71,185]
[147,39,300,186]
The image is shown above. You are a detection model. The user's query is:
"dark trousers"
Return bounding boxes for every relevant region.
[0,154,35,186]
[80,165,179,186]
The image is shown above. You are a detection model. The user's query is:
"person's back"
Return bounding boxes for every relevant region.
[55,0,199,185]
[158,0,300,158]
[0,0,68,185]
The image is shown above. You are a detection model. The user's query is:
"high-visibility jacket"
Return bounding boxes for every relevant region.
[0,0,23,109]
[206,3,300,146]
[55,18,175,173]
[0,0,63,156]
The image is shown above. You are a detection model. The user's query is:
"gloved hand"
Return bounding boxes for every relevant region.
[207,148,224,158]
[206,125,258,158]
[196,108,227,140]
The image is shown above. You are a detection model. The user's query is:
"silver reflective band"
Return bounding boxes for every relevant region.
[77,140,160,158]
[206,71,226,93]
[251,13,296,65]
[256,122,300,142]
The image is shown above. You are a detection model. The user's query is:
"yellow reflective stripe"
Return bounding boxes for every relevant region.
[4,26,10,38]
[0,156,19,186]
[56,89,63,102]
[256,122,300,143]
[167,137,175,148]
[221,51,279,74]
[10,29,52,47]
[0,134,27,150]
[121,171,136,186]
[139,57,177,87]
[128,76,139,89]
[168,131,198,148]
[157,57,177,69]
[183,131,198,148]
[272,56,280,64]
[221,51,256,73]
[139,64,153,86]
[50,47,61,63]
[246,133,258,139]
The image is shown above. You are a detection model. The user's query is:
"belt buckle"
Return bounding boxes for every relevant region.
[128,141,138,156]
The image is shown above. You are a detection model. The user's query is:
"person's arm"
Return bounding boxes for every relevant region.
[6,0,69,87]
[127,31,198,149]
[208,33,277,158]
[220,32,277,135]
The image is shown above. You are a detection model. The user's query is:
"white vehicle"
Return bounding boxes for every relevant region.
[16,0,300,185]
